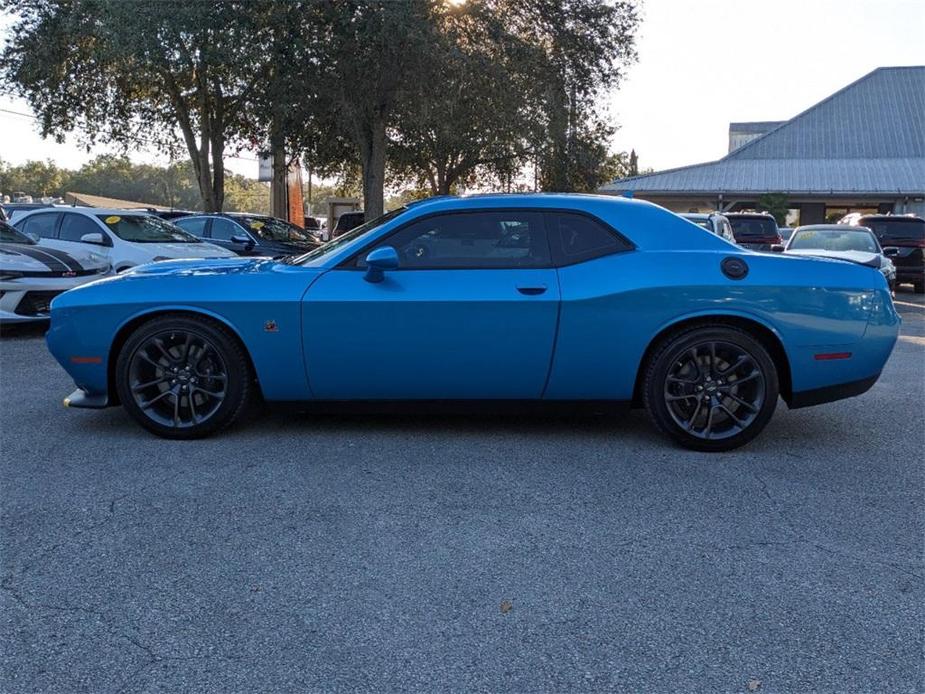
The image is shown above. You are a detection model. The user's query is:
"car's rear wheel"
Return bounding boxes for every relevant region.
[914,281,924,295]
[115,314,252,439]
[643,326,779,452]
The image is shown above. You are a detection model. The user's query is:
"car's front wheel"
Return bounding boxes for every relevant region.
[643,325,779,452]
[115,314,252,439]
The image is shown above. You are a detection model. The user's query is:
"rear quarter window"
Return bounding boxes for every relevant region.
[546,212,631,265]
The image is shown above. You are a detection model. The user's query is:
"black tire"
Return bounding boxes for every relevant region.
[115,313,253,439]
[643,325,779,452]
[914,281,924,295]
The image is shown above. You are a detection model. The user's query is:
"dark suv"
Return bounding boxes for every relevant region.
[843,214,924,293]
[173,213,321,257]
[725,212,782,251]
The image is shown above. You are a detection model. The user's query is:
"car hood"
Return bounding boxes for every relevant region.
[125,256,282,277]
[784,249,881,268]
[141,241,237,259]
[0,242,110,273]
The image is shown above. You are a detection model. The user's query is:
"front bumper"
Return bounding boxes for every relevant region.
[63,388,110,409]
[0,275,106,323]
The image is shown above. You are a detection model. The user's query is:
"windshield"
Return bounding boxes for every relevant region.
[236,216,316,243]
[98,214,199,243]
[789,229,879,253]
[0,221,32,243]
[861,218,925,243]
[288,207,409,264]
[729,217,778,238]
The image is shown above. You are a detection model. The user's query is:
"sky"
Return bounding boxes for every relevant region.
[1,0,923,179]
[609,0,925,171]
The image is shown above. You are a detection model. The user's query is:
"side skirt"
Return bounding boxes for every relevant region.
[264,399,632,417]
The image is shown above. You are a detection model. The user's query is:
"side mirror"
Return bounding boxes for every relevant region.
[80,232,106,245]
[25,232,40,243]
[770,244,785,253]
[364,246,399,283]
[882,246,900,257]
[231,234,255,250]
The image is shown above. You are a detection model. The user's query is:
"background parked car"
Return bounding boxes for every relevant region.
[778,227,794,242]
[2,202,55,224]
[679,212,736,243]
[725,212,783,251]
[841,213,925,293]
[13,207,236,272]
[150,209,194,221]
[0,219,110,323]
[333,210,365,237]
[780,224,897,291]
[173,213,322,257]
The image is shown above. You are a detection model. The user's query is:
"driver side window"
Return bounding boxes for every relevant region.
[359,211,549,269]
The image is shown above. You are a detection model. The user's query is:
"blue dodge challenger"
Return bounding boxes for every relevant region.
[46,194,900,451]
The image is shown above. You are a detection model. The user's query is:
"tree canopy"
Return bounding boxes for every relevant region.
[1,0,639,215]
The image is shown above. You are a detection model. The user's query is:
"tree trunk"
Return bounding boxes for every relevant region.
[270,137,288,220]
[210,133,225,213]
[359,116,387,219]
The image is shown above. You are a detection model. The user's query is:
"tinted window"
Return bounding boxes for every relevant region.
[97,214,197,243]
[210,218,241,241]
[0,221,32,243]
[19,212,60,239]
[729,216,778,238]
[59,214,103,242]
[860,217,925,243]
[175,217,209,239]
[547,212,628,263]
[236,216,314,242]
[362,211,549,269]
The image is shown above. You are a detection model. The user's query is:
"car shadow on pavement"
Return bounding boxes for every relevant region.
[0,321,48,340]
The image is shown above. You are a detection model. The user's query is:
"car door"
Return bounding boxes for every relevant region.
[173,216,211,244]
[17,211,61,243]
[209,217,259,256]
[302,209,560,400]
[56,212,114,261]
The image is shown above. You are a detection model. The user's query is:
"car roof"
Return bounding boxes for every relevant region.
[857,214,925,222]
[725,211,775,218]
[794,224,874,232]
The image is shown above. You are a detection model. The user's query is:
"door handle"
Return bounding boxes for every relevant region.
[516,285,547,296]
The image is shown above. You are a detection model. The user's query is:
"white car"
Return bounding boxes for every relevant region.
[0,220,111,323]
[13,207,236,272]
[779,224,897,291]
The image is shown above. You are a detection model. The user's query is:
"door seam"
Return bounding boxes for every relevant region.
[539,268,563,399]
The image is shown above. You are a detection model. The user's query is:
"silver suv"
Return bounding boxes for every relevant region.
[679,212,736,243]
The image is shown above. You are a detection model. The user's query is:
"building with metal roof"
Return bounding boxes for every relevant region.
[63,191,163,209]
[601,66,925,224]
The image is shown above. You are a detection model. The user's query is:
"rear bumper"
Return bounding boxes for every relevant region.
[788,373,879,409]
[894,265,924,283]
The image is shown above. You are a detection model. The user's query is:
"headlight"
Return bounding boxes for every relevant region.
[0,271,23,281]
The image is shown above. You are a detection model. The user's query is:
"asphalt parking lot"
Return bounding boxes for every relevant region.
[1,291,923,693]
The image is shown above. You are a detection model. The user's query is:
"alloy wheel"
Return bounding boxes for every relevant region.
[128,329,228,428]
[662,341,766,440]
